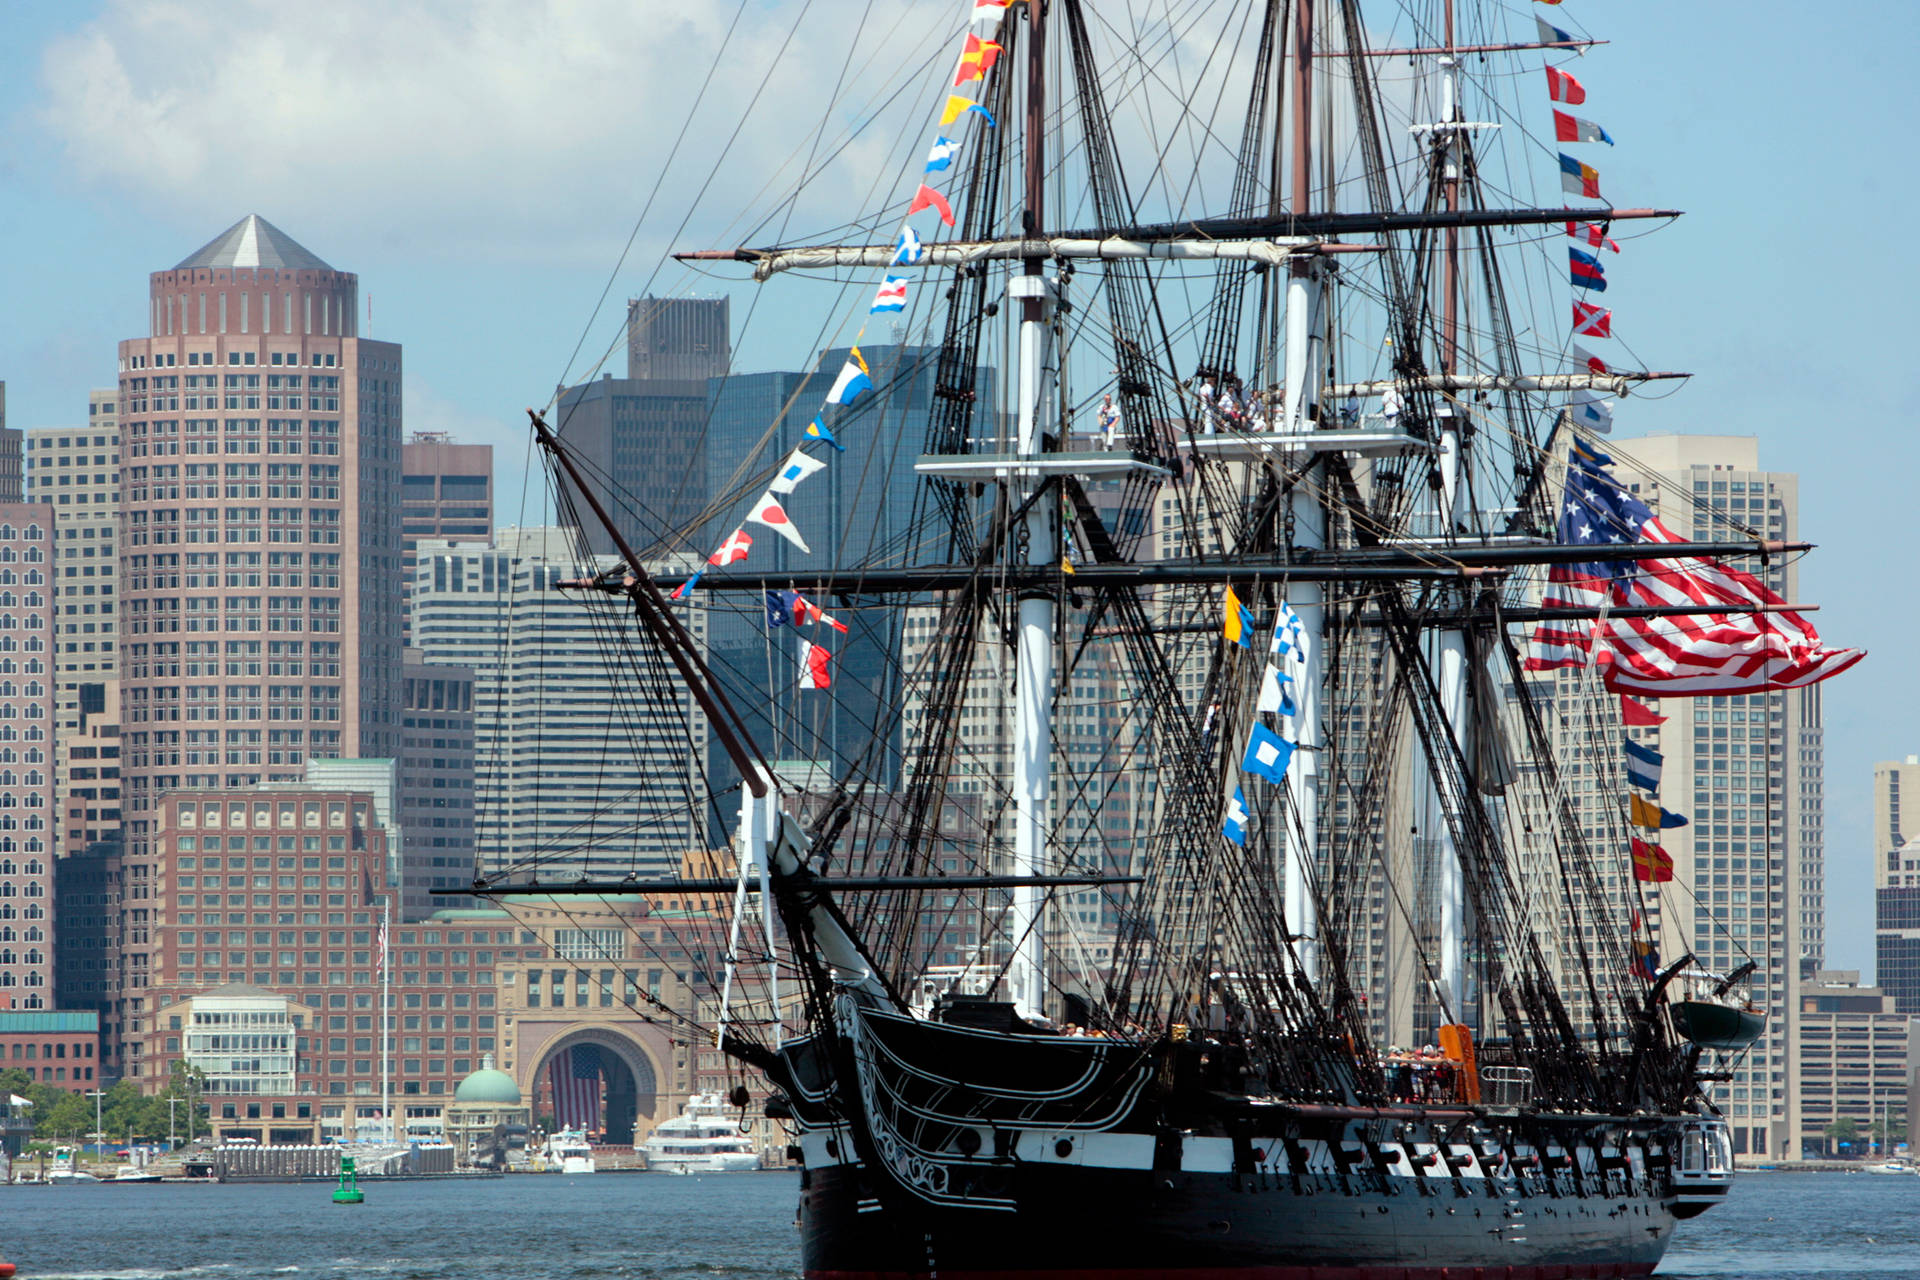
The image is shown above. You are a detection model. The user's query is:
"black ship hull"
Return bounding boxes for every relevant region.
[797,1156,1673,1279]
[769,1012,1722,1280]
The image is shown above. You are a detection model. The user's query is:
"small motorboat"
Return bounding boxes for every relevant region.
[109,1166,164,1183]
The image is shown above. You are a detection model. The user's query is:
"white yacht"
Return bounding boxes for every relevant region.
[543,1129,596,1175]
[640,1094,760,1174]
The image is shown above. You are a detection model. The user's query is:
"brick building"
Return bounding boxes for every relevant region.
[0,1009,100,1087]
[0,503,58,1009]
[114,214,406,1067]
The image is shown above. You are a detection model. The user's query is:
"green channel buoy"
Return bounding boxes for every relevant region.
[332,1154,365,1204]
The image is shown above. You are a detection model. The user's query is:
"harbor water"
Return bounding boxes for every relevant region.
[4,1170,1913,1279]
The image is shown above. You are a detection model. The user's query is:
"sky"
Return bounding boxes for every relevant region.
[1,1,1913,973]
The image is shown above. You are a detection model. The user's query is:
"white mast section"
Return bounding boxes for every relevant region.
[1430,47,1473,1026]
[719,767,783,1045]
[1433,420,1470,1019]
[1280,259,1326,982]
[1009,271,1062,1022]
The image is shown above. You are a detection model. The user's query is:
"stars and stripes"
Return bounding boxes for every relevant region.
[548,1045,602,1132]
[1525,445,1865,693]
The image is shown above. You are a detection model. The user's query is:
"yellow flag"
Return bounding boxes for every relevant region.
[941,95,979,126]
[1629,794,1662,830]
[1222,586,1251,647]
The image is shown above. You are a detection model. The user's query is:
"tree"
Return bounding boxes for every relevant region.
[1826,1116,1860,1154]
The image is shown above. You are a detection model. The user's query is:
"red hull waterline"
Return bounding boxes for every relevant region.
[810,1266,1659,1280]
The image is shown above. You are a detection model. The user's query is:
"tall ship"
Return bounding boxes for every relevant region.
[487,0,1861,1275]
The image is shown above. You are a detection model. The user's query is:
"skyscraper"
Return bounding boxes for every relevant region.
[401,433,491,551]
[627,296,731,381]
[0,382,21,503]
[551,296,731,560]
[399,650,477,918]
[409,529,706,880]
[0,504,58,1008]
[26,410,121,732]
[115,215,405,1029]
[1874,756,1920,1013]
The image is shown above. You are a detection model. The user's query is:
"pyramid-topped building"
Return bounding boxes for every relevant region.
[111,218,406,1081]
[174,214,333,272]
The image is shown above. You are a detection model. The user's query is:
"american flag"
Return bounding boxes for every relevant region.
[547,1045,602,1132]
[1526,443,1863,694]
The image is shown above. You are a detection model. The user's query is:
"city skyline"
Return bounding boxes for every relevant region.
[2,3,1904,974]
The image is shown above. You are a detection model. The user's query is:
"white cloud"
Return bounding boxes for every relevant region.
[36,0,953,270]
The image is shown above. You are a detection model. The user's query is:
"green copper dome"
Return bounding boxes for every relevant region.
[453,1055,522,1105]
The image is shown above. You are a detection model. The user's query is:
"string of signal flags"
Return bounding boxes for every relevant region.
[669,0,1017,693]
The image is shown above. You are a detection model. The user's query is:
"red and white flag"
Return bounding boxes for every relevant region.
[972,0,1008,22]
[1545,66,1586,104]
[1572,343,1609,376]
[1567,221,1621,252]
[1572,301,1612,337]
[747,493,811,553]
[799,639,833,689]
[708,528,753,566]
[791,591,850,633]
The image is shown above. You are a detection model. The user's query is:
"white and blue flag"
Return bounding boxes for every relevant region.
[1222,787,1249,846]
[1271,601,1309,662]
[769,448,827,495]
[925,136,961,172]
[1623,737,1662,794]
[1241,723,1295,784]
[1257,662,1295,717]
[892,226,926,265]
